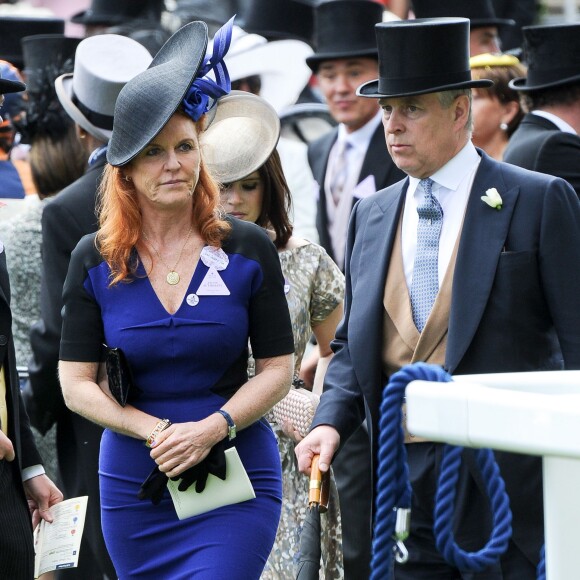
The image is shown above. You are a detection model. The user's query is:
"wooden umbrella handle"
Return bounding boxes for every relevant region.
[308,455,330,513]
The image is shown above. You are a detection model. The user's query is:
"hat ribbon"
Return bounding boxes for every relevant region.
[183,16,234,122]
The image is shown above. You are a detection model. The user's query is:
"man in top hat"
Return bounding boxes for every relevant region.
[412,0,515,56]
[296,16,580,579]
[305,2,405,577]
[0,71,63,580]
[503,23,580,198]
[26,34,152,580]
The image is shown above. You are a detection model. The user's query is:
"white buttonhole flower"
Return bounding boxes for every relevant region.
[481,187,502,210]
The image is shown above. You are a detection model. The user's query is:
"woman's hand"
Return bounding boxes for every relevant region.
[149,415,225,479]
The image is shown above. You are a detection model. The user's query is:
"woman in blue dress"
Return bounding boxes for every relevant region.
[58,20,294,580]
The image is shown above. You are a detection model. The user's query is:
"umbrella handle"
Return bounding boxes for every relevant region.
[308,455,330,513]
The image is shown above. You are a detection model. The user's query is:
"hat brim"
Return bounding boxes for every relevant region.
[470,18,516,28]
[0,78,26,94]
[227,39,313,112]
[70,10,128,26]
[509,73,580,92]
[200,91,280,184]
[306,48,378,72]
[107,21,208,167]
[55,73,111,142]
[356,77,493,99]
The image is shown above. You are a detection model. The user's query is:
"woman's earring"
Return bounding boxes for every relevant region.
[500,122,509,131]
[125,175,132,182]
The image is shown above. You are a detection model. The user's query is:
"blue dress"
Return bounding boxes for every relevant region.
[60,218,294,579]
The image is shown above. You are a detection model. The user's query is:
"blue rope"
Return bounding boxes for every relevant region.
[370,362,514,578]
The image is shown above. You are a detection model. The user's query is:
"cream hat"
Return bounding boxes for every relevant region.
[201,90,280,184]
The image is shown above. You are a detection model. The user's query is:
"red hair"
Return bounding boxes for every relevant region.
[97,118,230,286]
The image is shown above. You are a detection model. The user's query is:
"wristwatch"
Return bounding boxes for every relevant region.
[216,409,236,441]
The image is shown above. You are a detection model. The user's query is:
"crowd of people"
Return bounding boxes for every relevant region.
[1,0,579,578]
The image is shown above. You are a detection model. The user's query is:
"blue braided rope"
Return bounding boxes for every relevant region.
[434,445,512,571]
[371,362,451,579]
[371,362,514,578]
[537,545,545,580]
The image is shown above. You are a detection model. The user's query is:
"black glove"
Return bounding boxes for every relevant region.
[138,466,168,505]
[171,440,227,493]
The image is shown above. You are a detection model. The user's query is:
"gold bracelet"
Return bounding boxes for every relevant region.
[145,418,172,448]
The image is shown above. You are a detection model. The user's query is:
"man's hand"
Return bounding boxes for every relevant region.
[24,474,64,529]
[0,431,15,461]
[295,425,340,476]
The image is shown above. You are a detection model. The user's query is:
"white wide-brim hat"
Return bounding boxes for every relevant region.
[200,90,280,184]
[221,26,313,113]
[55,34,152,142]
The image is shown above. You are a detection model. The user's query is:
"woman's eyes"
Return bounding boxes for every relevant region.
[241,181,259,191]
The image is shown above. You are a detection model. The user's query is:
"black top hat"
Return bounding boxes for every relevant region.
[0,17,65,70]
[358,18,493,99]
[509,23,580,92]
[236,0,314,45]
[71,0,164,26]
[306,0,384,72]
[21,35,81,93]
[412,0,514,29]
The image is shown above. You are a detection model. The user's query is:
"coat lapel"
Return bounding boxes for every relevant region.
[350,180,408,411]
[446,152,520,372]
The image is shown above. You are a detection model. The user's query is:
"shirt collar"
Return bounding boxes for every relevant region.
[408,141,480,194]
[337,109,383,152]
[531,110,577,135]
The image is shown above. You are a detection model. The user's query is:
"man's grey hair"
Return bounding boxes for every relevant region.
[437,89,473,134]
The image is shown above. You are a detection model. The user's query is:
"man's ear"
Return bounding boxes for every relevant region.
[453,94,470,129]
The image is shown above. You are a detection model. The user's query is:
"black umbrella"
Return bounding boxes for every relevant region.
[296,455,329,580]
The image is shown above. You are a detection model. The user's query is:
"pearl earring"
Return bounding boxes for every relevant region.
[500,122,509,131]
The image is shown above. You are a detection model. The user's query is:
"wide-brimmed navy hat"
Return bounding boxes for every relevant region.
[357,18,493,99]
[412,0,515,29]
[509,23,580,92]
[108,18,234,167]
[306,0,383,72]
[0,70,25,94]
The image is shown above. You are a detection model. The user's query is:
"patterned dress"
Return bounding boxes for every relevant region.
[2,196,59,482]
[260,242,345,579]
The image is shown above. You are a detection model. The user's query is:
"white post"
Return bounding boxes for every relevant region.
[543,457,580,579]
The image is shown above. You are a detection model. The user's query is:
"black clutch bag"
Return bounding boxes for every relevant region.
[104,345,136,407]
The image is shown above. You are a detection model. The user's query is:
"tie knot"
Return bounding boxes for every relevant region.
[420,178,433,196]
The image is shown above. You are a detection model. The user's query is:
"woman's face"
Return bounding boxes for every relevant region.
[471,88,509,147]
[219,171,264,224]
[124,113,201,209]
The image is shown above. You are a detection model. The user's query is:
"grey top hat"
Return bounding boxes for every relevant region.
[306,0,383,72]
[411,0,515,29]
[55,35,153,143]
[509,23,580,92]
[357,18,493,99]
[107,21,209,167]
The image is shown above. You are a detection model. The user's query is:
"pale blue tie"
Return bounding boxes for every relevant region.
[410,178,443,332]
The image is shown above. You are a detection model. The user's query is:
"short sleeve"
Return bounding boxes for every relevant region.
[234,224,294,360]
[59,234,105,362]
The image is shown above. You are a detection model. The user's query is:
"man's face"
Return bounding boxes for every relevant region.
[470,26,501,55]
[316,57,380,133]
[379,92,470,179]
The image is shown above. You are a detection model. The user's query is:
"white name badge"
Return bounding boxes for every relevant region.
[200,246,229,271]
[197,266,230,296]
[186,293,200,307]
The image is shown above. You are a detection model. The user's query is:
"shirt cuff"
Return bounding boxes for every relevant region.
[22,464,45,482]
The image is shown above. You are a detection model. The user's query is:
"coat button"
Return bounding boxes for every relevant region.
[0,335,7,346]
